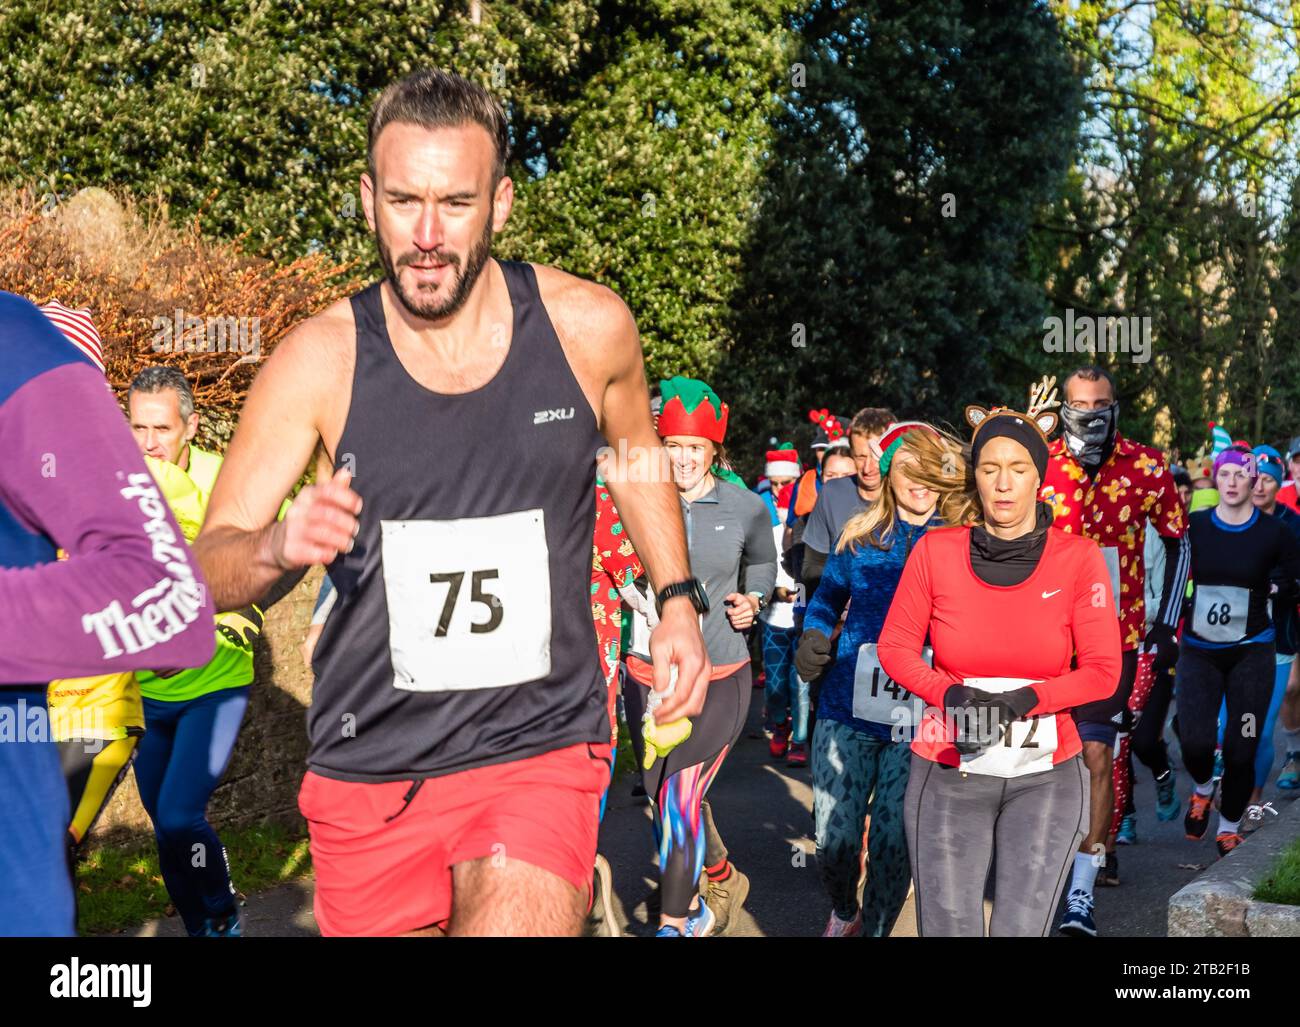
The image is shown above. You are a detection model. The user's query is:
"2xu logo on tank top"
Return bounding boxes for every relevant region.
[854,645,1057,778]
[309,261,609,781]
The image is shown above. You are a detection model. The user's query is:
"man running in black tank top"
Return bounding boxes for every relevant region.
[193,69,712,937]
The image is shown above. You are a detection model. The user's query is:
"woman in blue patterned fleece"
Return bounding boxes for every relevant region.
[795,422,974,937]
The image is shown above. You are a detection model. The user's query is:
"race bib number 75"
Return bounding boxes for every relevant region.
[381,510,552,692]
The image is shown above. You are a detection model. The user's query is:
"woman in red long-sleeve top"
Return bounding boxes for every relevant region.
[878,382,1121,937]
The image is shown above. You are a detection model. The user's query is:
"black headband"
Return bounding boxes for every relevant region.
[970,413,1050,482]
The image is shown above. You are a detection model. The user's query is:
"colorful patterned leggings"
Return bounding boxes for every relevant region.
[623,667,750,918]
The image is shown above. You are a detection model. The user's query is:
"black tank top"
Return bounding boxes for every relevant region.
[309,260,608,781]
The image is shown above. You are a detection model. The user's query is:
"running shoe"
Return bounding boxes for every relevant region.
[1155,770,1180,821]
[1115,814,1137,846]
[584,854,617,938]
[1058,889,1097,938]
[1098,851,1120,887]
[1215,832,1245,857]
[786,742,808,768]
[702,866,749,936]
[1278,754,1300,790]
[685,898,716,937]
[769,722,791,760]
[822,909,862,937]
[1213,749,1224,781]
[1185,788,1215,840]
[201,909,243,937]
[655,924,684,937]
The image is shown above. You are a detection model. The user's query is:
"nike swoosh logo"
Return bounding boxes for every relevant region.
[1042,589,1062,599]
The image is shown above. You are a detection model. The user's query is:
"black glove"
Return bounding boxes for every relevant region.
[974,685,1039,728]
[943,684,987,755]
[943,684,1039,755]
[795,630,834,684]
[1143,622,1179,674]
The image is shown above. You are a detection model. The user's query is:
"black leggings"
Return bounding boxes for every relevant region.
[1174,642,1275,822]
[1131,662,1174,778]
[623,666,750,918]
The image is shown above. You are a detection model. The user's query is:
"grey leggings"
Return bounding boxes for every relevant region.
[904,753,1088,937]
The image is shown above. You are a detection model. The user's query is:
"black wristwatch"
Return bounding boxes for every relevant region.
[656,578,710,616]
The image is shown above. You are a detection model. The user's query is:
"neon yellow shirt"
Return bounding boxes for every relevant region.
[136,447,261,703]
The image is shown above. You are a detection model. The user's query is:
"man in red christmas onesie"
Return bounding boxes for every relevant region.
[1039,365,1188,938]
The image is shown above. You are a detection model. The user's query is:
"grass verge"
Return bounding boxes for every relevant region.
[1254,837,1300,905]
[75,821,312,935]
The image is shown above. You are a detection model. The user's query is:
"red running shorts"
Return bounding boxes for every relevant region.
[299,741,612,936]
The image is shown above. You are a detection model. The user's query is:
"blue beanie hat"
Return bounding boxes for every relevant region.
[1253,445,1284,486]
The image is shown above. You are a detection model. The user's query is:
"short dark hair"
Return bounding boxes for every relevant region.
[367,68,511,184]
[128,366,195,422]
[1063,365,1116,402]
[849,407,897,440]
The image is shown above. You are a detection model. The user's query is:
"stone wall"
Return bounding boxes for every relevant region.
[87,567,324,848]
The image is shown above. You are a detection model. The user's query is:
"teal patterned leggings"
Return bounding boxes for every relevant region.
[812,718,912,935]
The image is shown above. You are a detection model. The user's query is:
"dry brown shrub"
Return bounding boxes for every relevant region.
[0,187,363,449]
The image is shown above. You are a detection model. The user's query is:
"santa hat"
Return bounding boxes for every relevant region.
[39,300,105,374]
[764,445,801,480]
[657,376,728,443]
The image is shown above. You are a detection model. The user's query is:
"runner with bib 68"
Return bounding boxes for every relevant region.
[1176,446,1300,857]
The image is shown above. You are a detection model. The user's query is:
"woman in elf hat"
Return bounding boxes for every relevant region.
[795,421,974,937]
[877,379,1121,936]
[622,376,777,937]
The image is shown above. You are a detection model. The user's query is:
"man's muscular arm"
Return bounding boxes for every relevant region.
[546,274,709,721]
[195,318,360,609]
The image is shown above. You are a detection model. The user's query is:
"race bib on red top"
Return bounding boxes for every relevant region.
[956,676,1056,778]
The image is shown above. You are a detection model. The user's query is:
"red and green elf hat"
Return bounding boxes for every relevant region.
[657,376,729,443]
[872,421,940,476]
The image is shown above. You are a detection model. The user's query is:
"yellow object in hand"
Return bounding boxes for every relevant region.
[642,715,693,769]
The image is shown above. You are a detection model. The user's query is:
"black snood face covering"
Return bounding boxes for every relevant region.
[1060,402,1119,465]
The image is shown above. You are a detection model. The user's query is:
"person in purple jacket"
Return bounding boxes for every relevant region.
[0,292,216,936]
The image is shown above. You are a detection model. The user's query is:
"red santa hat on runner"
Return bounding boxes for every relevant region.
[764,444,801,480]
[38,300,105,374]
